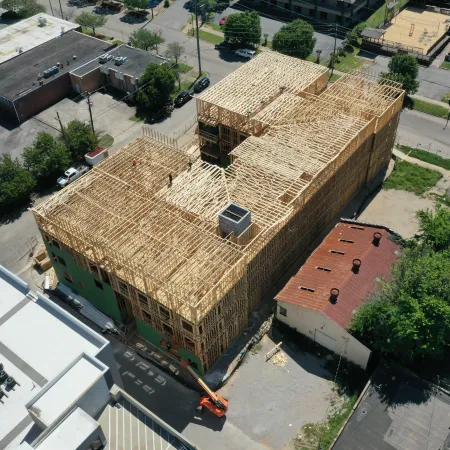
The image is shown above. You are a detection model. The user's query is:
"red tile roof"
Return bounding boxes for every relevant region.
[275,221,401,329]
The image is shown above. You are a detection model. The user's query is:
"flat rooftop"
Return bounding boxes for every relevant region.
[381,7,450,54]
[0,30,111,101]
[334,362,450,450]
[0,265,109,449]
[71,44,166,78]
[197,51,329,117]
[0,14,79,65]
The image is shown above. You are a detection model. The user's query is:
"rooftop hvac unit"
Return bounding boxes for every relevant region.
[0,370,8,382]
[37,16,47,26]
[219,203,251,237]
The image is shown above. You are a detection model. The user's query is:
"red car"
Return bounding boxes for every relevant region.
[219,16,228,26]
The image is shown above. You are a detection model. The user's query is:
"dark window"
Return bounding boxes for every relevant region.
[53,240,60,249]
[218,305,222,315]
[338,239,354,243]
[51,252,57,261]
[138,293,148,307]
[89,262,99,277]
[201,341,205,351]
[100,269,110,285]
[159,306,170,321]
[57,256,66,266]
[295,5,301,12]
[182,321,193,333]
[163,323,173,336]
[330,250,345,255]
[309,8,315,16]
[270,0,276,5]
[94,279,103,290]
[118,280,129,296]
[350,226,365,230]
[279,306,287,317]
[143,311,152,323]
[320,11,327,19]
[316,266,332,272]
[199,325,203,335]
[185,338,195,352]
[187,359,199,372]
[63,272,73,283]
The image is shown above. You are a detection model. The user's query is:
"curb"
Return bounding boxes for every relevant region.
[329,376,372,449]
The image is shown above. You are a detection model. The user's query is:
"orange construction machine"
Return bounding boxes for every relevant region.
[180,358,229,418]
[160,339,228,418]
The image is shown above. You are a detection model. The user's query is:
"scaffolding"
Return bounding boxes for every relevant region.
[33,54,404,373]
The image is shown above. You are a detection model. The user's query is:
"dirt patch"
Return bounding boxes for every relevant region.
[359,189,435,238]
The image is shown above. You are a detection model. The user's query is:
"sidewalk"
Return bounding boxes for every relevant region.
[410,94,449,109]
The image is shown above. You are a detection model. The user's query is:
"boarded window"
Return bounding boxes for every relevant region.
[279,306,287,317]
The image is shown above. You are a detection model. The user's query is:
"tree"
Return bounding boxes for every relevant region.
[23,133,71,182]
[416,207,450,252]
[198,0,216,21]
[0,154,36,213]
[165,42,185,64]
[136,63,176,112]
[272,20,316,60]
[224,12,261,47]
[381,54,419,95]
[0,0,45,17]
[123,0,148,12]
[75,12,107,36]
[63,120,99,160]
[130,29,165,52]
[345,22,366,47]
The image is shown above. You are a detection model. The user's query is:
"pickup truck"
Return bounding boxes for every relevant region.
[57,165,90,188]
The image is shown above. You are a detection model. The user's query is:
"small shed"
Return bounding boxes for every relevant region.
[275,220,401,369]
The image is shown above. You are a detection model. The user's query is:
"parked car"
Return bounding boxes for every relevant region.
[193,77,210,93]
[235,49,256,60]
[57,165,90,188]
[215,41,232,51]
[174,90,193,107]
[219,16,228,26]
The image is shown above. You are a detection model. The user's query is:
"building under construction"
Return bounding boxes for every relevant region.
[33,52,404,374]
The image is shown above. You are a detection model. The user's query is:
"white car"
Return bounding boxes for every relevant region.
[235,49,256,60]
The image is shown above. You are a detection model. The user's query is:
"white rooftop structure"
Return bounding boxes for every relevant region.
[0,265,197,450]
[0,14,79,65]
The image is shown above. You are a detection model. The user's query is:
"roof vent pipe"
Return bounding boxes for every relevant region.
[329,288,339,304]
[352,258,361,274]
[373,232,382,246]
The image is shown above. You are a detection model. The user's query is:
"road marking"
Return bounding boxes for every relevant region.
[108,403,111,450]
[123,400,125,450]
[145,413,148,450]
[116,401,118,450]
[152,417,155,450]
[129,402,133,450]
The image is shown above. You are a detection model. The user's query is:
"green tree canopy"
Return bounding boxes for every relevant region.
[23,132,71,182]
[123,0,148,11]
[224,12,261,47]
[0,0,45,17]
[351,209,450,364]
[75,12,107,36]
[416,207,450,251]
[136,63,175,112]
[381,54,419,95]
[130,29,165,52]
[63,120,99,160]
[272,19,316,60]
[345,22,366,47]
[0,154,36,213]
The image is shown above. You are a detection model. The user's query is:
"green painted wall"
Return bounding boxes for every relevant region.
[136,318,204,375]
[42,238,122,323]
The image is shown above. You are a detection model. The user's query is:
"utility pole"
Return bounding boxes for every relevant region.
[445,99,450,130]
[330,23,338,78]
[193,0,202,76]
[56,111,67,145]
[87,93,95,135]
[48,0,54,16]
[57,0,64,19]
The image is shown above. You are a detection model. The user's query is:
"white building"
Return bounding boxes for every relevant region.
[0,14,79,65]
[0,265,197,450]
[275,220,401,370]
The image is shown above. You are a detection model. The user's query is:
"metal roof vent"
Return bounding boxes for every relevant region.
[372,232,382,247]
[219,203,251,237]
[329,288,339,304]
[352,258,361,274]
